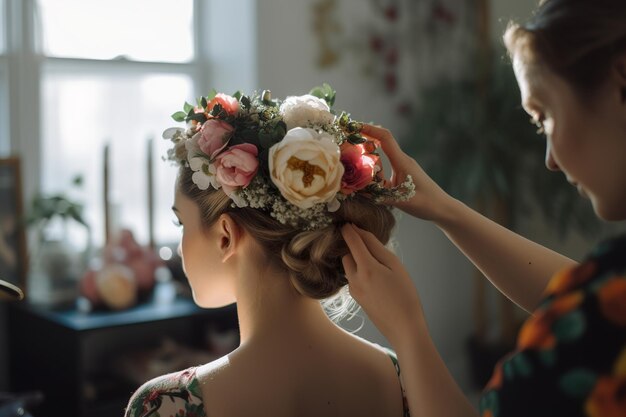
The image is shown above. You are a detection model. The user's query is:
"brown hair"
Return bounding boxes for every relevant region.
[177,165,395,300]
[504,0,626,96]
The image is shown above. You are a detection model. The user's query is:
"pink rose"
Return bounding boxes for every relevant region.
[208,93,240,115]
[340,142,379,194]
[198,119,235,159]
[214,143,259,195]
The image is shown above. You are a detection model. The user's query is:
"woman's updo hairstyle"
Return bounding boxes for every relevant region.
[178,165,395,300]
[504,0,626,98]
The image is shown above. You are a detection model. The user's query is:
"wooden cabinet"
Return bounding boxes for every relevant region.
[8,298,238,417]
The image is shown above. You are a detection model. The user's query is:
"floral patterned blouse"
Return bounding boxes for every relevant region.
[125,349,410,417]
[480,233,626,417]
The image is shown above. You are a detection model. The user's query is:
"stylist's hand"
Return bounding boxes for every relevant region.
[363,124,454,222]
[341,223,424,347]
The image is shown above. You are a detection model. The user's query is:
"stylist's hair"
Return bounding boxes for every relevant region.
[178,166,395,301]
[504,0,626,97]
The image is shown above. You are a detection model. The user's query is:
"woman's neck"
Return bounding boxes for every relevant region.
[233,259,339,347]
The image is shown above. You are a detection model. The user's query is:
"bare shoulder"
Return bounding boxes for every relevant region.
[124,367,206,417]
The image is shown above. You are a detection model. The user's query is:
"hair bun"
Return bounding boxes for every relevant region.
[282,195,396,299]
[282,228,348,299]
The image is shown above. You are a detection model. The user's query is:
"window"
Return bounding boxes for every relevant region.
[37,0,197,247]
[4,0,257,252]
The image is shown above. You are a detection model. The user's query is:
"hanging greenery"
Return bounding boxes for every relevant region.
[403,50,602,238]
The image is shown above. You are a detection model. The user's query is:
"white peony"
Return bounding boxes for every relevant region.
[279,94,335,130]
[269,127,343,209]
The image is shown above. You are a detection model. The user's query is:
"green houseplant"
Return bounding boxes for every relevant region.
[25,175,91,304]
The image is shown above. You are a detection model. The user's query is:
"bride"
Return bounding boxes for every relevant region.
[125,87,414,417]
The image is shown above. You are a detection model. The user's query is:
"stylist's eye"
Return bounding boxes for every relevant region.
[530,115,546,136]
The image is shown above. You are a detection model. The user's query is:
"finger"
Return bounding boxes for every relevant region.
[341,224,379,268]
[341,254,357,277]
[362,124,407,167]
[351,225,398,268]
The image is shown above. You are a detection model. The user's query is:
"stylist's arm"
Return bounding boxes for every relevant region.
[341,224,478,417]
[362,124,576,312]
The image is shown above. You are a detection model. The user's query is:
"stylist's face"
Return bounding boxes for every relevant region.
[513,53,626,221]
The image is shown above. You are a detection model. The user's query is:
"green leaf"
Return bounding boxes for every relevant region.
[241,95,251,109]
[559,369,597,398]
[552,310,586,342]
[171,111,187,122]
[479,390,500,417]
[201,96,208,109]
[347,134,367,145]
[275,121,287,138]
[210,103,225,117]
[206,89,217,101]
[232,90,242,101]
[510,352,533,378]
[309,83,336,107]
[183,101,194,113]
[258,124,285,149]
[337,111,350,127]
[538,350,557,368]
[187,112,208,123]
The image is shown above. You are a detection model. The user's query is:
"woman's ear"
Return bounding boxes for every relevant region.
[216,214,242,262]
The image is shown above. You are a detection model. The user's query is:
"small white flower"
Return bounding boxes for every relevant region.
[229,191,248,208]
[327,198,340,212]
[189,160,220,190]
[185,133,221,190]
[279,94,335,130]
[162,127,185,140]
[162,127,188,162]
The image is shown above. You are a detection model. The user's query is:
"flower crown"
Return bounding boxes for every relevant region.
[163,84,415,230]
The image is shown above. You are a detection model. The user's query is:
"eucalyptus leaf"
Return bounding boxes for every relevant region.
[172,111,187,122]
[183,101,194,113]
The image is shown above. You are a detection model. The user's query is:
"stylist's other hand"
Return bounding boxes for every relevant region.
[341,223,424,346]
[363,124,454,222]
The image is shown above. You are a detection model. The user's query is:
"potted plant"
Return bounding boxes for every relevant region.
[25,175,91,305]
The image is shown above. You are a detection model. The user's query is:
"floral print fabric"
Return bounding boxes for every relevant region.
[125,350,410,417]
[480,234,626,417]
[125,368,205,417]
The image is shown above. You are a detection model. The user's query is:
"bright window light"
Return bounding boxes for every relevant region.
[41,72,193,247]
[37,0,194,62]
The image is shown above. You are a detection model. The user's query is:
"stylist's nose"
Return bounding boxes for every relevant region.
[545,141,560,171]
